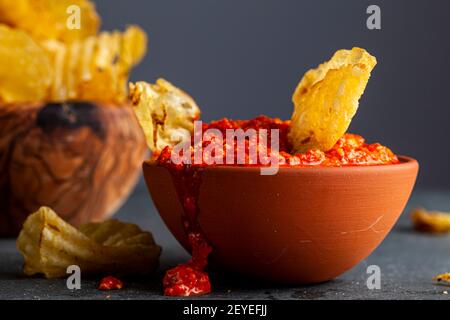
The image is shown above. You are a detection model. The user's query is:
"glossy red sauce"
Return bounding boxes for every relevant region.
[156,116,399,296]
[98,276,124,290]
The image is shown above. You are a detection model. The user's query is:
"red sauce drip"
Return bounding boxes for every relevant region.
[157,116,399,296]
[158,158,212,296]
[163,234,212,296]
[98,276,124,290]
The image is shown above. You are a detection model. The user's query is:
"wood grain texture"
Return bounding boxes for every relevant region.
[0,102,147,236]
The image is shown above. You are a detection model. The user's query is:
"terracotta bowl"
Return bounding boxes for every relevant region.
[0,102,147,236]
[144,157,418,284]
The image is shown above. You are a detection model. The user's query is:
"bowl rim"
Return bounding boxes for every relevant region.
[143,155,418,173]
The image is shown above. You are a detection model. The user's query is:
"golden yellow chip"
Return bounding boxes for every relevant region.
[17,207,161,278]
[41,25,147,103]
[288,47,377,153]
[411,208,450,233]
[434,273,450,283]
[129,79,201,152]
[0,24,52,103]
[0,0,100,42]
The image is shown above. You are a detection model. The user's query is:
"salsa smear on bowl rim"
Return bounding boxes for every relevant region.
[156,116,399,296]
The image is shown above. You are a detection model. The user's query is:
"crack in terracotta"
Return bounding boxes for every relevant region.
[340,215,384,235]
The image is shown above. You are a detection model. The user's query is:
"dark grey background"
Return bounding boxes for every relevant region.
[95,0,450,188]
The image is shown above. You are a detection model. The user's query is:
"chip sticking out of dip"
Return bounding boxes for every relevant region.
[129,79,201,153]
[288,47,377,153]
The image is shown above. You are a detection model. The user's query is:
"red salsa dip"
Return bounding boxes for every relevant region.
[155,116,399,296]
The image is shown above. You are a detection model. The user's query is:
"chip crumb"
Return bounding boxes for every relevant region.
[433,273,450,283]
[411,208,450,233]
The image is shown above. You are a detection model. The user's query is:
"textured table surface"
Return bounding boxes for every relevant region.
[1,184,450,300]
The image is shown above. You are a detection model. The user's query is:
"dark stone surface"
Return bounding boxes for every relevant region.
[1,185,450,300]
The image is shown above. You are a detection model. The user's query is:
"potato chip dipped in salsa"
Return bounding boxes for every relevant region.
[130,47,399,296]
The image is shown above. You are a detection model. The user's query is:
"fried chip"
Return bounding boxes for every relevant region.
[288,47,377,153]
[41,25,147,103]
[411,208,450,233]
[433,273,450,283]
[17,207,161,278]
[129,79,201,152]
[0,0,100,43]
[0,24,52,103]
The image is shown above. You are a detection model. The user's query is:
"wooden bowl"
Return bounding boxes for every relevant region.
[0,102,147,236]
[143,157,418,284]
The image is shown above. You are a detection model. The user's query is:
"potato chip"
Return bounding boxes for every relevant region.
[434,273,450,283]
[411,208,450,233]
[41,25,147,103]
[17,206,161,278]
[0,24,52,103]
[0,0,100,42]
[288,47,377,153]
[129,79,201,152]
